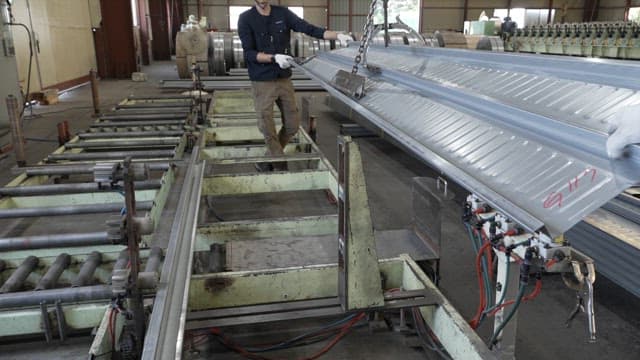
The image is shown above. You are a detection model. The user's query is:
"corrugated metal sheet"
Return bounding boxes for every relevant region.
[329,0,348,14]
[298,46,640,237]
[330,16,349,32]
[566,210,640,298]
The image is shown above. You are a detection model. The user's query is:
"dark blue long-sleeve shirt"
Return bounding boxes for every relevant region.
[238,6,326,81]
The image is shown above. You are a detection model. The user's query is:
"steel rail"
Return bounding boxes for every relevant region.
[142,152,204,360]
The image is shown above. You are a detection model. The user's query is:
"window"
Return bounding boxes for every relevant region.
[493,8,554,28]
[230,6,251,30]
[229,6,304,30]
[630,7,640,22]
[289,7,304,19]
[373,0,420,32]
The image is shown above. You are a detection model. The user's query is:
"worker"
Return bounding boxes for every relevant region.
[501,16,517,41]
[238,0,352,171]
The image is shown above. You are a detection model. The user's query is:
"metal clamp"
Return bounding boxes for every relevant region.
[563,260,596,343]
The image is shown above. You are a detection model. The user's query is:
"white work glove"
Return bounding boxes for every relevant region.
[337,33,353,47]
[606,104,640,159]
[274,54,293,69]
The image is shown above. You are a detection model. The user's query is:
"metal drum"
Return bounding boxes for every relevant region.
[209,32,227,76]
[232,34,244,68]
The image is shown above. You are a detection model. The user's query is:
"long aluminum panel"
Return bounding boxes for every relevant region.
[299,46,640,237]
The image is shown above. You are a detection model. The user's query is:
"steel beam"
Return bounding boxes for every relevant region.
[47,150,176,162]
[78,131,185,139]
[0,303,108,337]
[64,138,181,149]
[20,163,171,177]
[201,170,336,196]
[91,120,185,128]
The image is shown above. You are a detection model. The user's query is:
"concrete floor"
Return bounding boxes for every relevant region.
[0,61,639,359]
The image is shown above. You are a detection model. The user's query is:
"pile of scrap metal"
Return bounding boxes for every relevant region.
[506,21,640,59]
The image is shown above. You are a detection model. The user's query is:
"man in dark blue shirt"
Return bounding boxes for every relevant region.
[238,1,351,171]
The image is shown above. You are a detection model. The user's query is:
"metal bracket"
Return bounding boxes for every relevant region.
[337,136,384,311]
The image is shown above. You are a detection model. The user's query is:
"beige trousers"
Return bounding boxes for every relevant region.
[251,78,300,156]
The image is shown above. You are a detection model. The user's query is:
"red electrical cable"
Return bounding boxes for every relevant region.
[545,259,557,268]
[469,241,492,329]
[108,308,115,351]
[488,279,543,317]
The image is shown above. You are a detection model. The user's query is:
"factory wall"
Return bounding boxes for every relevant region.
[182,1,639,35]
[9,0,97,93]
[182,0,328,31]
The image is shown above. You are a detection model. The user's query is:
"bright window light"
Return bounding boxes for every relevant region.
[630,7,640,22]
[289,6,304,19]
[493,8,531,28]
[131,0,138,26]
[373,0,420,32]
[230,6,251,30]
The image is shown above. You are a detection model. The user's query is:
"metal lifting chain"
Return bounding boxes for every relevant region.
[351,0,378,75]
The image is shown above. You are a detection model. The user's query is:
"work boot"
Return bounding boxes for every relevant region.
[254,162,274,172]
[272,161,288,171]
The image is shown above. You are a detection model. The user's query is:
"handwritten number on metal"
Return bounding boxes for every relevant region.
[543,168,597,209]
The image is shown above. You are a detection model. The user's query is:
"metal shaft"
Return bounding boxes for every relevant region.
[0,285,113,309]
[0,179,162,197]
[144,247,163,273]
[0,200,154,219]
[99,113,188,121]
[91,120,185,128]
[78,131,185,139]
[116,103,191,109]
[0,232,111,251]
[90,69,100,115]
[0,256,39,293]
[71,251,102,287]
[64,138,180,149]
[35,253,71,290]
[22,163,170,176]
[6,95,25,167]
[113,249,130,272]
[47,150,176,162]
